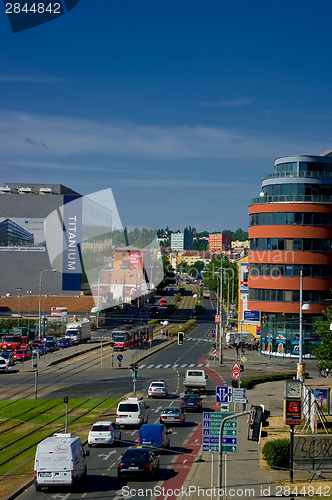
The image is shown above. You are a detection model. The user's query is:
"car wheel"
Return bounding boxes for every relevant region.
[34,482,41,492]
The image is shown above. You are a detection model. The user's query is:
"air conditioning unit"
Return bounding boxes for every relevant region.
[39,187,53,194]
[18,186,34,194]
[0,186,18,193]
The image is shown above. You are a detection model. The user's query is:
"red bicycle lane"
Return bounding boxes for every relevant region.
[156,357,226,500]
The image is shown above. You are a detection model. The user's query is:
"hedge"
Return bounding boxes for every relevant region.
[169,319,196,337]
[262,439,290,469]
[240,372,298,389]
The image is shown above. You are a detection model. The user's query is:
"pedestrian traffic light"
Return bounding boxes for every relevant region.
[63,395,69,405]
[178,332,184,345]
[213,343,216,349]
[240,364,244,372]
[247,404,270,443]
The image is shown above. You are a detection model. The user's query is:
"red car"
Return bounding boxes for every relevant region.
[14,349,32,361]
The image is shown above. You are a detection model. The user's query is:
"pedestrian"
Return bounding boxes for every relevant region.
[149,338,152,348]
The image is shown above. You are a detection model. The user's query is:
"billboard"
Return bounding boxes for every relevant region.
[0,217,46,252]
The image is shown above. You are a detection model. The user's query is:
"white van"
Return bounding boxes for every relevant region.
[34,433,89,491]
[116,397,149,428]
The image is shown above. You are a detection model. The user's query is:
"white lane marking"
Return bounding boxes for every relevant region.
[155,364,162,368]
[130,430,136,436]
[198,363,203,367]
[173,364,178,368]
[181,364,187,368]
[147,364,154,368]
[107,461,116,471]
[164,363,170,368]
[140,364,146,369]
[189,363,195,367]
[98,450,117,460]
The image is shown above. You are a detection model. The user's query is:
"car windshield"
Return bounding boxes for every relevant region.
[187,371,204,377]
[124,450,149,461]
[0,352,9,358]
[184,395,198,401]
[151,382,164,387]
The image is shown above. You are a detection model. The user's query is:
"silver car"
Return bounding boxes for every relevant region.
[0,358,9,373]
[88,421,121,446]
[159,406,185,426]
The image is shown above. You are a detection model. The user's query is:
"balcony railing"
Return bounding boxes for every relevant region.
[251,195,332,204]
[264,171,332,180]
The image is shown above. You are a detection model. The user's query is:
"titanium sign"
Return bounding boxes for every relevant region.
[62,195,82,291]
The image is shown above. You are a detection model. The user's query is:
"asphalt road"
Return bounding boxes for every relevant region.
[13,299,220,500]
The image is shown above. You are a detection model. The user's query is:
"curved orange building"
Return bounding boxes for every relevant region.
[248,154,332,357]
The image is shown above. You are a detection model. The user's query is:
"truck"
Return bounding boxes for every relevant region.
[202,289,211,299]
[183,369,208,393]
[65,321,91,344]
[34,433,88,491]
[0,334,29,351]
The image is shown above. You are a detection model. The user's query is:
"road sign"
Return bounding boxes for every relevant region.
[213,349,217,357]
[231,361,241,371]
[233,388,246,397]
[216,386,232,403]
[222,437,237,445]
[222,445,237,453]
[232,370,241,380]
[219,403,229,412]
[211,329,215,333]
[215,315,220,323]
[211,332,216,339]
[117,354,123,361]
[223,428,237,436]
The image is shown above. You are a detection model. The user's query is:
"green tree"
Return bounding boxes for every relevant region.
[158,256,176,289]
[202,255,238,307]
[188,260,205,277]
[313,306,332,370]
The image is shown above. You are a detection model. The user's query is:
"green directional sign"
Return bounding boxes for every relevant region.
[224,420,238,428]
[210,445,219,452]
[222,445,237,453]
[223,428,238,436]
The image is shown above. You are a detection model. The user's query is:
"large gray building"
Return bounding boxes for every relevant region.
[0,183,112,297]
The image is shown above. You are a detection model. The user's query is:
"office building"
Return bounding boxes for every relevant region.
[248,153,332,357]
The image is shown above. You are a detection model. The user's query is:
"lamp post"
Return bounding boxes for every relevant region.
[16,288,22,326]
[38,269,57,339]
[218,255,230,365]
[297,269,311,382]
[27,291,32,334]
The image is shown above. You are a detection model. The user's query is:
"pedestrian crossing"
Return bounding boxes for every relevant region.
[138,363,205,369]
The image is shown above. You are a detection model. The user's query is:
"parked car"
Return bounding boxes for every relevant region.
[88,421,121,447]
[0,351,14,366]
[181,393,203,412]
[0,358,9,373]
[160,407,185,426]
[14,349,32,361]
[137,423,171,450]
[148,380,168,398]
[118,447,159,481]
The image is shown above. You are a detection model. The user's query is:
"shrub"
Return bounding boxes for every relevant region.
[262,439,289,469]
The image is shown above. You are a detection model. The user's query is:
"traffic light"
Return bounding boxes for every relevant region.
[240,364,244,372]
[178,332,184,345]
[63,395,69,405]
[248,404,270,443]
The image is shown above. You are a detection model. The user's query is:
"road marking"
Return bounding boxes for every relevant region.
[98,450,116,460]
[155,364,162,368]
[164,363,170,368]
[147,364,154,369]
[107,461,116,471]
[173,364,178,368]
[139,364,146,369]
[181,364,187,368]
[198,363,203,367]
[189,363,195,367]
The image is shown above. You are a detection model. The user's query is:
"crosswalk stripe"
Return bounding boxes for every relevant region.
[198,363,203,367]
[164,364,170,368]
[173,364,178,368]
[181,364,187,368]
[147,364,154,369]
[139,364,145,369]
[189,363,195,367]
[155,364,162,368]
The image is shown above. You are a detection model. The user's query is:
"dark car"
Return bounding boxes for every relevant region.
[118,447,159,481]
[181,393,202,412]
[43,340,58,352]
[57,337,72,348]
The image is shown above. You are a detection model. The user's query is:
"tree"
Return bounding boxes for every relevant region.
[313,306,332,371]
[202,255,238,307]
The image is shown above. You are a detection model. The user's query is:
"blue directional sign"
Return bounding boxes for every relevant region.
[216,386,232,403]
[117,354,123,361]
[222,437,237,445]
[211,333,216,339]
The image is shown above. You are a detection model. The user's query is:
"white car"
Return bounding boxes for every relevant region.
[116,397,149,428]
[148,380,168,398]
[0,351,14,366]
[0,358,9,373]
[88,421,121,447]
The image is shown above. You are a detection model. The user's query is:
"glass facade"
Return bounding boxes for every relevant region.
[250,211,332,226]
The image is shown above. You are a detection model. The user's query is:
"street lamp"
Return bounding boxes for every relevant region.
[27,291,32,334]
[16,288,22,326]
[298,269,311,382]
[38,269,57,339]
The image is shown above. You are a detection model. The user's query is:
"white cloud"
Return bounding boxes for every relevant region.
[0,110,329,163]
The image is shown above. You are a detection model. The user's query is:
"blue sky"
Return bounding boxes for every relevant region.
[1,0,332,232]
